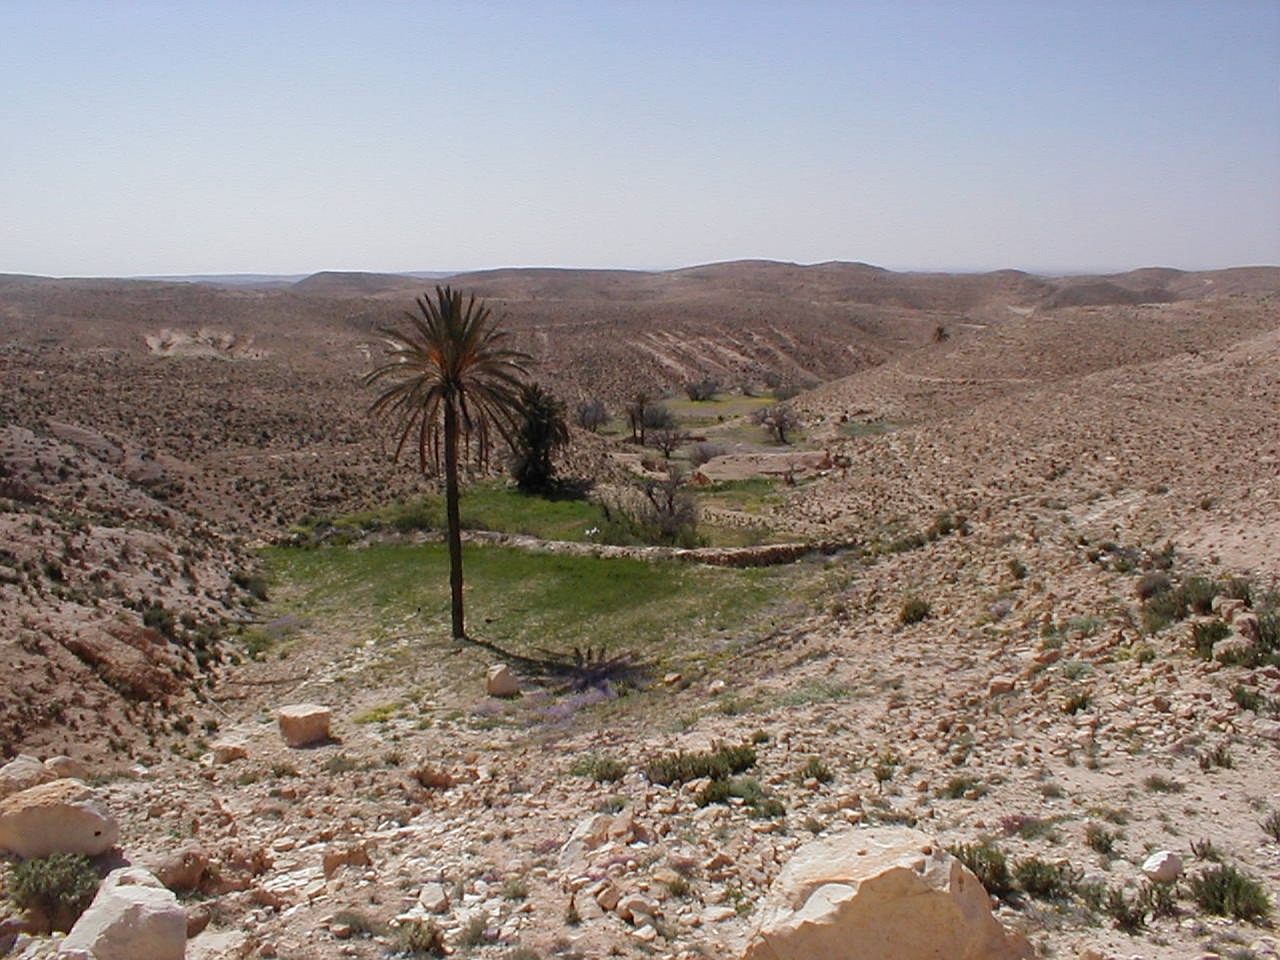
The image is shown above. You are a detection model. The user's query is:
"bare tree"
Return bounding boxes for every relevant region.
[648,425,690,458]
[575,398,608,432]
[754,403,801,444]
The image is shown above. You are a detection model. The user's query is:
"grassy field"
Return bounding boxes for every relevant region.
[300,480,791,549]
[260,539,793,664]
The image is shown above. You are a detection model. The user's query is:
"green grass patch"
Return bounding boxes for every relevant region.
[261,539,787,663]
[303,482,608,543]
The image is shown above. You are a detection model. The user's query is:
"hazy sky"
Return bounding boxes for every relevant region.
[3,1,1278,276]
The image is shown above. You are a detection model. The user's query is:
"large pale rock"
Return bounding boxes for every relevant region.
[0,755,54,798]
[59,867,186,960]
[0,779,119,859]
[741,826,1033,960]
[1141,850,1182,883]
[44,756,89,780]
[485,664,521,698]
[277,704,331,747]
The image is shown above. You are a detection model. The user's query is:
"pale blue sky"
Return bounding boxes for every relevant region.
[2,1,1277,276]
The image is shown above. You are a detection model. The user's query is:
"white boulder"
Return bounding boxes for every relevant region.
[0,755,55,798]
[0,779,119,859]
[277,704,331,747]
[59,867,186,960]
[741,826,1033,960]
[1141,850,1182,883]
[485,664,521,698]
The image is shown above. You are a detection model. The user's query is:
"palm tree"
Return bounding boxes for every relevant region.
[366,286,531,639]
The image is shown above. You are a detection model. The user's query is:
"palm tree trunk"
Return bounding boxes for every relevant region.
[443,398,466,639]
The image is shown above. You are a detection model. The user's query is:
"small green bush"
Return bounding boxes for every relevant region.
[1105,886,1146,932]
[10,853,101,932]
[1143,773,1184,793]
[1142,589,1188,633]
[899,597,931,625]
[397,917,447,955]
[1084,823,1120,855]
[796,756,834,784]
[645,743,756,786]
[1191,619,1231,660]
[1182,575,1218,615]
[569,755,626,783]
[1188,865,1271,923]
[1135,571,1173,600]
[1014,856,1076,900]
[948,840,1013,898]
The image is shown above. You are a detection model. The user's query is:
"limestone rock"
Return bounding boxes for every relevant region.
[1141,850,1182,883]
[277,704,332,747]
[150,844,211,893]
[209,740,248,764]
[59,867,186,960]
[44,756,89,781]
[417,881,449,913]
[0,755,54,798]
[0,779,119,859]
[1235,613,1262,644]
[741,826,1033,960]
[988,676,1016,696]
[322,842,372,879]
[486,664,521,698]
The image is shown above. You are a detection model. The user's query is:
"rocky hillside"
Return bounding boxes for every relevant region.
[0,264,1278,959]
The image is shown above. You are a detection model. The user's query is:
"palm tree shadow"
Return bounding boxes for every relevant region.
[460,634,651,691]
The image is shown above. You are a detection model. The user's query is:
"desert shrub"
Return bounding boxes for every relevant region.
[938,775,985,800]
[1135,571,1173,601]
[899,597,930,625]
[1061,691,1092,714]
[1138,879,1179,919]
[501,877,529,901]
[796,756,834,784]
[1142,588,1188,633]
[1085,823,1120,854]
[1198,742,1233,771]
[1224,576,1254,605]
[645,744,757,786]
[688,441,726,468]
[1008,558,1028,580]
[1143,773,1184,793]
[1105,886,1146,932]
[457,914,489,947]
[1258,609,1280,653]
[1188,865,1271,923]
[948,840,1013,898]
[1013,856,1077,900]
[697,776,784,817]
[1232,684,1263,712]
[10,853,101,932]
[397,917,447,955]
[1182,576,1218,615]
[1191,619,1231,659]
[684,377,719,401]
[1191,837,1222,862]
[141,601,177,639]
[569,755,626,783]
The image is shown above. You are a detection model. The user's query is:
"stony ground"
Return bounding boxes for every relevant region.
[1,269,1279,959]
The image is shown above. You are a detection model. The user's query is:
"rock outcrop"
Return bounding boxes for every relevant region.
[0,779,119,859]
[277,704,331,747]
[741,826,1033,960]
[58,867,186,960]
